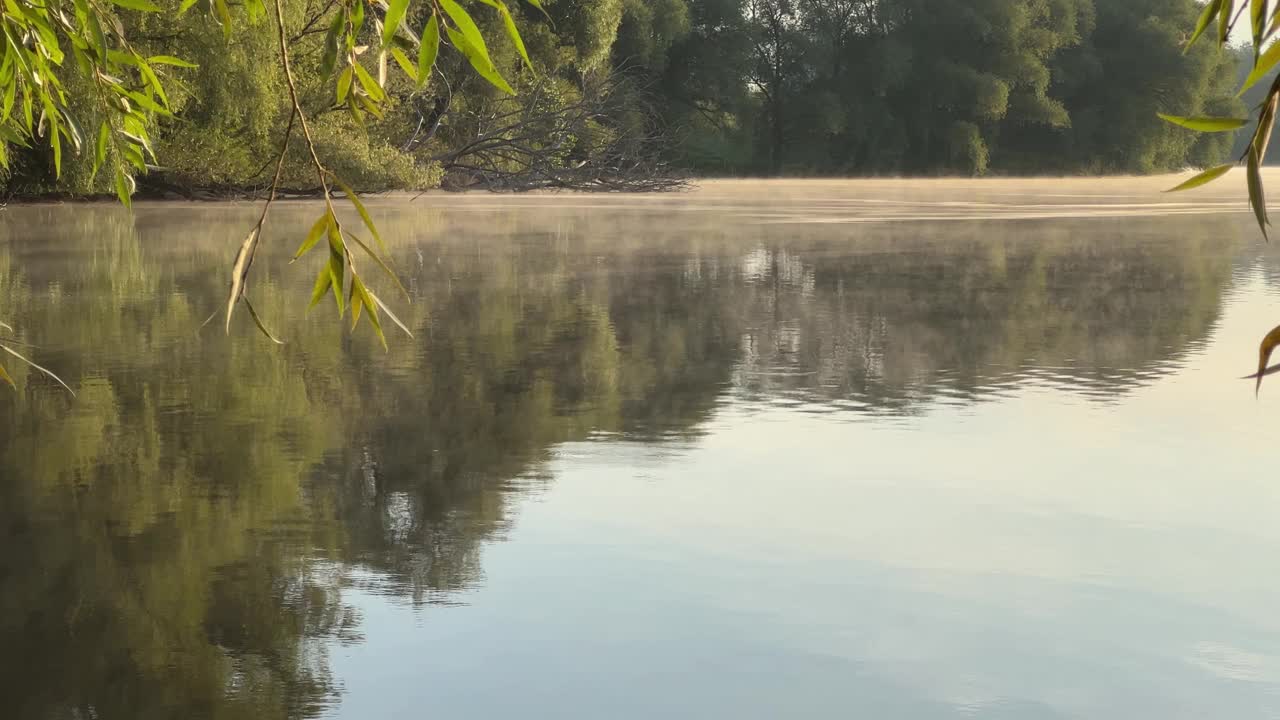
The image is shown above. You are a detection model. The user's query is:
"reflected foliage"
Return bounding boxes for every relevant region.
[0,201,1238,717]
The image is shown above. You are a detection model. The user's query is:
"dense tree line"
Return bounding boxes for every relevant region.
[0,0,1249,194]
[628,0,1244,176]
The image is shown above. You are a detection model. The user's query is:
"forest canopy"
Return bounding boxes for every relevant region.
[0,0,1251,196]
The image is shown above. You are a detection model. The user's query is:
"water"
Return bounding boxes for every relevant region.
[3,176,1280,719]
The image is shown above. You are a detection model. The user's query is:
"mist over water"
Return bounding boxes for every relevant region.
[3,176,1280,719]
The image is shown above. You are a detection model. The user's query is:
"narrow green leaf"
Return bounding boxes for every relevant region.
[353,62,385,101]
[1241,42,1280,96]
[294,212,331,259]
[147,55,197,68]
[336,66,353,104]
[214,0,232,39]
[327,225,346,316]
[1165,164,1234,192]
[358,280,387,349]
[1182,0,1213,49]
[349,275,364,329]
[497,1,532,71]
[177,0,198,15]
[381,0,409,47]
[352,0,365,33]
[443,24,514,95]
[1218,0,1232,46]
[367,288,413,338]
[321,10,344,76]
[417,13,439,89]
[1156,113,1248,132]
[88,12,107,62]
[390,47,417,83]
[114,168,132,208]
[524,0,551,22]
[309,265,333,308]
[331,175,387,255]
[1,76,15,122]
[345,230,408,299]
[0,362,14,390]
[1249,146,1269,240]
[109,0,159,12]
[92,120,109,178]
[125,91,169,116]
[440,0,500,65]
[0,344,74,396]
[138,62,168,109]
[243,297,285,345]
[1253,0,1268,47]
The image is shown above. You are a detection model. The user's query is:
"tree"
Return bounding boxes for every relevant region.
[0,0,547,384]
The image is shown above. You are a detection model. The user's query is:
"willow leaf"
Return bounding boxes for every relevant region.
[1248,146,1269,240]
[1157,113,1247,132]
[1240,42,1280,96]
[417,13,439,88]
[382,0,409,47]
[1165,164,1233,192]
[225,227,260,333]
[0,344,74,396]
[345,230,408,299]
[294,212,332,260]
[243,297,284,345]
[368,288,413,338]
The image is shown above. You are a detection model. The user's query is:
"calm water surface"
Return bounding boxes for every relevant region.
[4,176,1280,718]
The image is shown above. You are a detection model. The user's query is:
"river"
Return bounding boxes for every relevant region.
[2,176,1279,719]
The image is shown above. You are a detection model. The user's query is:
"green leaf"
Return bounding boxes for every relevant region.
[1218,0,1232,46]
[309,265,333,308]
[1253,0,1268,47]
[417,13,439,88]
[497,1,532,71]
[1156,113,1248,132]
[242,297,284,345]
[0,362,14,390]
[390,47,417,83]
[1240,42,1280,96]
[327,225,346,316]
[350,275,364,328]
[177,0,198,15]
[356,278,387,349]
[125,90,169,116]
[1165,164,1233,192]
[214,0,232,39]
[331,175,387,255]
[294,212,331,259]
[443,23,514,95]
[381,0,409,47]
[345,230,409,299]
[440,0,496,60]
[367,287,413,338]
[336,66,353,104]
[92,120,109,178]
[0,344,74,396]
[137,62,169,109]
[147,55,197,68]
[1249,145,1269,240]
[353,62,385,101]
[524,0,551,22]
[109,0,159,11]
[88,12,107,62]
[114,168,132,208]
[321,10,343,76]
